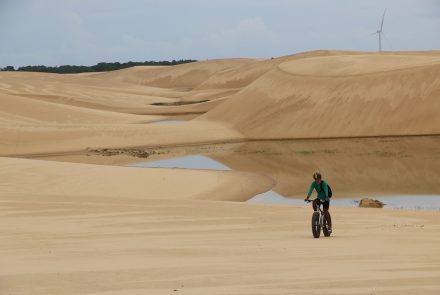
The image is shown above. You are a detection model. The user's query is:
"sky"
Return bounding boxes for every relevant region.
[1,0,439,67]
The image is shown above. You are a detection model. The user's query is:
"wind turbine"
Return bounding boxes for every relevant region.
[373,9,387,52]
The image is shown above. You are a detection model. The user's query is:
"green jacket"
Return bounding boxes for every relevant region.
[307,180,329,201]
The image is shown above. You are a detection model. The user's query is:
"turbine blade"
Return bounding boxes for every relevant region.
[381,9,387,30]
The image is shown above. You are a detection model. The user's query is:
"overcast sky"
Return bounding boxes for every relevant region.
[1,0,439,67]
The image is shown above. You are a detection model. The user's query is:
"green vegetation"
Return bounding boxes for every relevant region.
[356,150,412,158]
[296,149,338,155]
[0,59,197,74]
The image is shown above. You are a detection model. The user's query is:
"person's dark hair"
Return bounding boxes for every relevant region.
[313,171,322,180]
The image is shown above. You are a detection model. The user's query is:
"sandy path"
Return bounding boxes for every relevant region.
[1,193,439,295]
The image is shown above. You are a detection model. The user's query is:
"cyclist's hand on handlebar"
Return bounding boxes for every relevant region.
[304,197,309,202]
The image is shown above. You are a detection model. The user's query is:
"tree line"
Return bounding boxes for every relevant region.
[0,59,197,74]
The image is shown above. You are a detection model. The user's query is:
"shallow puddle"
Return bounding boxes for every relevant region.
[131,147,440,210]
[138,136,440,197]
[130,155,231,170]
[249,190,440,210]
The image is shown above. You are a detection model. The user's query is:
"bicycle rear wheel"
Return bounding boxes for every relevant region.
[323,212,332,237]
[311,212,321,238]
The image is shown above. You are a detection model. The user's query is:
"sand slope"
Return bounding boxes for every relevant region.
[0,71,185,113]
[92,59,259,89]
[201,51,440,138]
[0,92,158,124]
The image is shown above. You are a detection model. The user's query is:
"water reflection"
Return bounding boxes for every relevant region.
[142,136,440,199]
[132,150,440,210]
[130,155,231,170]
[130,155,285,205]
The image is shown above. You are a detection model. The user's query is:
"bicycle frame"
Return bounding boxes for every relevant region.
[306,199,331,238]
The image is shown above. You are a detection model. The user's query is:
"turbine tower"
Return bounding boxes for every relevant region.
[373,9,386,52]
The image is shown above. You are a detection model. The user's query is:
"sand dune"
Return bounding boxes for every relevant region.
[0,61,252,156]
[0,60,252,119]
[1,50,440,155]
[2,50,440,158]
[201,51,440,139]
[0,71,184,113]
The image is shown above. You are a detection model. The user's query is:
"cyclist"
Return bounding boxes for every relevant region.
[304,171,332,232]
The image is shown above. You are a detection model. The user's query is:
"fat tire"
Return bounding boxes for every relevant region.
[311,212,321,238]
[323,212,332,237]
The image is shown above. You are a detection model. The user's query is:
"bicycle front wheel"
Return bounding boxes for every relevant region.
[311,212,321,238]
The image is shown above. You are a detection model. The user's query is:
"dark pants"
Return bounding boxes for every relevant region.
[313,199,332,228]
